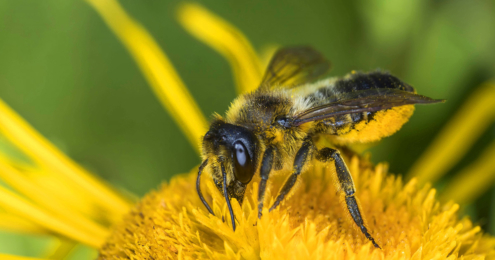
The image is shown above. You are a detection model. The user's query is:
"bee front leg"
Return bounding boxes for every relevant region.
[316,148,380,249]
[258,147,274,218]
[196,159,214,215]
[269,140,313,212]
[221,164,236,231]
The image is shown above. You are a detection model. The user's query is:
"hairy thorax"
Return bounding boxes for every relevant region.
[225,90,306,156]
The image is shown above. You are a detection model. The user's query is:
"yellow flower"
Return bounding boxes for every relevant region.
[99,155,495,259]
[1,1,495,259]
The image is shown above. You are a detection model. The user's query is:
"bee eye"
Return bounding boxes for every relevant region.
[233,141,254,184]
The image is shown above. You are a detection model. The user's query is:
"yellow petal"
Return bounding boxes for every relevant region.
[0,98,131,220]
[407,82,495,184]
[86,0,208,153]
[441,140,495,204]
[24,169,100,221]
[43,239,79,259]
[0,155,109,240]
[0,186,105,248]
[177,3,263,94]
[0,255,47,260]
[0,212,46,235]
[259,44,280,71]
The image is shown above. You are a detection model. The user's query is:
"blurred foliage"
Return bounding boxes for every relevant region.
[0,0,494,257]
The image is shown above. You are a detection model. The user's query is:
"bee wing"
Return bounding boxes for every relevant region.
[292,88,445,126]
[259,46,331,89]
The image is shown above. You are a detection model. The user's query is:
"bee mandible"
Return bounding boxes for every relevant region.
[196,46,444,248]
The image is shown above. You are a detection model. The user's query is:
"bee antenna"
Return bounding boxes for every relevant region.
[221,164,236,231]
[197,159,214,215]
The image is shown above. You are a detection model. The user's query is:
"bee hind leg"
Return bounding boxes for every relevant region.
[269,140,313,212]
[316,148,381,249]
[258,147,275,218]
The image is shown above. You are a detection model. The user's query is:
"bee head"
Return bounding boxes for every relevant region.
[203,121,259,187]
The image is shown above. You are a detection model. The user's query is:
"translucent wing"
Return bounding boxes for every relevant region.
[292,88,445,126]
[259,46,331,89]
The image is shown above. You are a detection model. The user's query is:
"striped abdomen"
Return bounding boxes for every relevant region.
[303,71,416,143]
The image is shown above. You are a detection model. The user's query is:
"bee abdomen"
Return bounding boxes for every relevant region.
[303,71,414,107]
[335,71,414,94]
[333,71,410,127]
[303,70,415,139]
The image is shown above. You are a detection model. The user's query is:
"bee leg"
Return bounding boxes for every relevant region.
[269,140,313,212]
[196,159,214,215]
[258,147,275,218]
[221,163,236,231]
[316,148,380,249]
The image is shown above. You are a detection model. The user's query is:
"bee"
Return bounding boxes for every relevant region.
[196,46,443,248]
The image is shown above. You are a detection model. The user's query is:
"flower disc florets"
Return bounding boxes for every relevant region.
[99,151,495,259]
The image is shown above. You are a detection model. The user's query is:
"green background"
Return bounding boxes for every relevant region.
[0,0,494,257]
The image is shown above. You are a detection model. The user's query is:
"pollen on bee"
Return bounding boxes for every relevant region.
[332,105,415,144]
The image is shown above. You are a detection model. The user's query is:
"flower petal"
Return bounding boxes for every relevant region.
[0,155,110,240]
[177,3,263,94]
[441,140,495,204]
[407,81,495,184]
[0,255,47,260]
[0,212,46,235]
[43,239,80,259]
[86,0,208,153]
[0,186,105,248]
[0,99,132,220]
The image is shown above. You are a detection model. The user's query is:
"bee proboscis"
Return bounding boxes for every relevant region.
[196,46,444,248]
